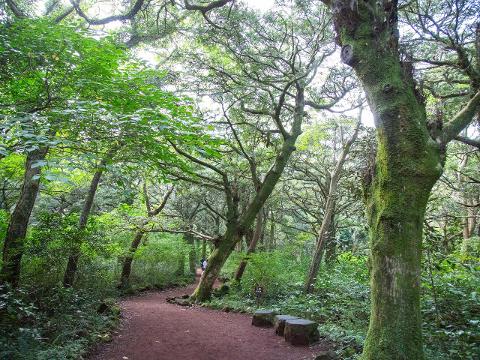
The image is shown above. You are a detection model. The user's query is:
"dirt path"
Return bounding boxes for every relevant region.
[89,278,328,360]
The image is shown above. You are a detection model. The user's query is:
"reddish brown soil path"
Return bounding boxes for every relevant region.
[89,278,328,360]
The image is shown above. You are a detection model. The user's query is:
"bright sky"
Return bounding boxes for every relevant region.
[38,0,375,126]
[246,0,276,11]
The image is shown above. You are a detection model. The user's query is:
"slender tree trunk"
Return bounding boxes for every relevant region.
[269,211,275,250]
[118,229,145,288]
[458,154,478,253]
[0,147,48,287]
[305,197,335,293]
[325,216,336,264]
[63,166,105,287]
[244,228,254,247]
[118,186,173,287]
[234,210,263,282]
[235,237,243,251]
[305,121,359,293]
[186,233,196,276]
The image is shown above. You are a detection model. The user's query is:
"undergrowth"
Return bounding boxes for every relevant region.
[207,249,480,360]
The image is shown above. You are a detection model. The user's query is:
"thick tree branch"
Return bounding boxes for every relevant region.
[454,136,480,149]
[148,186,175,217]
[143,182,152,214]
[183,0,233,14]
[441,90,480,144]
[203,200,227,221]
[147,227,216,242]
[168,140,226,177]
[6,0,27,18]
[54,6,75,23]
[69,0,145,25]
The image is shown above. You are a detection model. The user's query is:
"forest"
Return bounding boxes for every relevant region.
[0,0,479,359]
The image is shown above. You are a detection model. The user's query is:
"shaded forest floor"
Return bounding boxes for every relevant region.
[88,275,329,360]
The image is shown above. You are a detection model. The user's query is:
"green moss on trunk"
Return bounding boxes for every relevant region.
[329,1,445,358]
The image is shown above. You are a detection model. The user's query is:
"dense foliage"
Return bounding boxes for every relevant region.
[211,247,479,359]
[1,1,479,359]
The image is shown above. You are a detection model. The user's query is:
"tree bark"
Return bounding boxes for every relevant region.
[175,247,185,277]
[0,147,48,287]
[190,225,240,301]
[324,216,336,264]
[63,165,106,287]
[327,2,454,358]
[118,229,145,288]
[234,209,263,282]
[201,239,206,259]
[269,211,276,250]
[363,170,438,359]
[457,154,478,253]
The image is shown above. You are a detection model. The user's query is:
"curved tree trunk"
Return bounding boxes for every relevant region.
[0,147,48,287]
[191,226,240,301]
[234,209,263,282]
[190,86,305,302]
[118,229,145,288]
[118,185,173,288]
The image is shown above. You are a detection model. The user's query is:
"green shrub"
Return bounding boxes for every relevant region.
[212,249,479,360]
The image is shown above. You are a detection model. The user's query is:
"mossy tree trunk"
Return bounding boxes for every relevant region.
[119,229,145,288]
[327,1,480,358]
[0,147,48,287]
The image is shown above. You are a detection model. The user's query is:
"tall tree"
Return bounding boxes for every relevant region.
[0,20,126,287]
[323,0,480,358]
[305,116,361,293]
[167,2,349,301]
